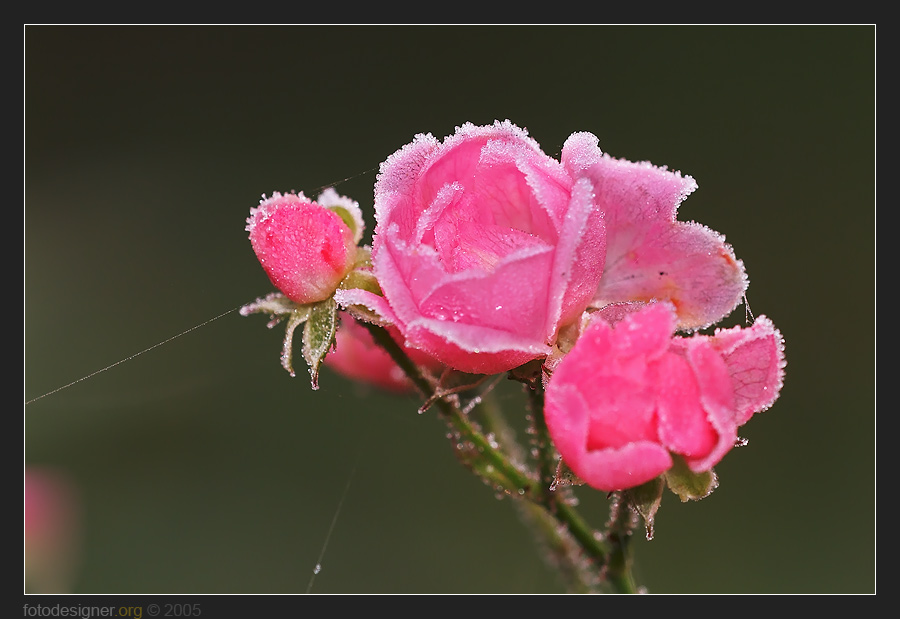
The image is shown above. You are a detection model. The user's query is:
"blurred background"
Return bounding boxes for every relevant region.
[25,25,874,594]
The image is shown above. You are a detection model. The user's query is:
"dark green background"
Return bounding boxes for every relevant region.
[25,25,875,594]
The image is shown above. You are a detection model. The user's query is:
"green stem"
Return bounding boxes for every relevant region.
[604,492,641,594]
[526,383,559,502]
[478,391,600,593]
[360,321,639,593]
[526,382,637,594]
[361,323,532,493]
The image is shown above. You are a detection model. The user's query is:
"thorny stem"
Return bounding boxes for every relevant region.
[360,322,639,594]
[361,323,532,492]
[526,382,638,594]
[605,492,641,594]
[478,391,599,593]
[526,384,558,503]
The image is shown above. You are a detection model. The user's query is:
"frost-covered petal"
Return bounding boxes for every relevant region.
[673,338,739,472]
[545,304,678,491]
[546,177,607,338]
[404,318,550,375]
[568,314,662,450]
[710,315,786,425]
[587,155,747,330]
[333,287,399,326]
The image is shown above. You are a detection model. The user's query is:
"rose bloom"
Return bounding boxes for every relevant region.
[336,121,607,374]
[247,190,358,305]
[544,302,785,492]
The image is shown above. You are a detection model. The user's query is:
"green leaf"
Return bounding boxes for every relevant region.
[624,476,665,540]
[302,297,338,390]
[664,455,719,503]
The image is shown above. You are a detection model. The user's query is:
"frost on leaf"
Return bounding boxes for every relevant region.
[302,297,338,390]
[241,292,339,389]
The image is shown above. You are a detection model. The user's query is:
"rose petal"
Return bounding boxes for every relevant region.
[332,288,399,326]
[545,382,673,492]
[418,243,554,337]
[654,352,718,461]
[711,315,787,425]
[674,338,738,472]
[546,176,607,337]
[587,155,747,330]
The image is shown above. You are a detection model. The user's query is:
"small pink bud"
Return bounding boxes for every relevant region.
[247,191,357,305]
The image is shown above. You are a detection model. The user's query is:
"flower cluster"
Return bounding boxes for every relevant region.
[242,120,785,496]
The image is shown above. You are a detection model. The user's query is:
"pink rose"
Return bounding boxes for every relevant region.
[335,121,607,375]
[247,190,359,305]
[544,302,785,492]
[325,315,443,393]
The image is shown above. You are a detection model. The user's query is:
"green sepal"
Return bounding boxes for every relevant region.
[302,297,338,390]
[241,291,338,390]
[279,308,311,377]
[351,245,373,269]
[240,291,306,325]
[329,205,363,242]
[624,476,665,540]
[664,455,719,503]
[339,266,381,297]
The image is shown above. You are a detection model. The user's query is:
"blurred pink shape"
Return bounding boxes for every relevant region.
[24,468,80,593]
[325,314,443,393]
